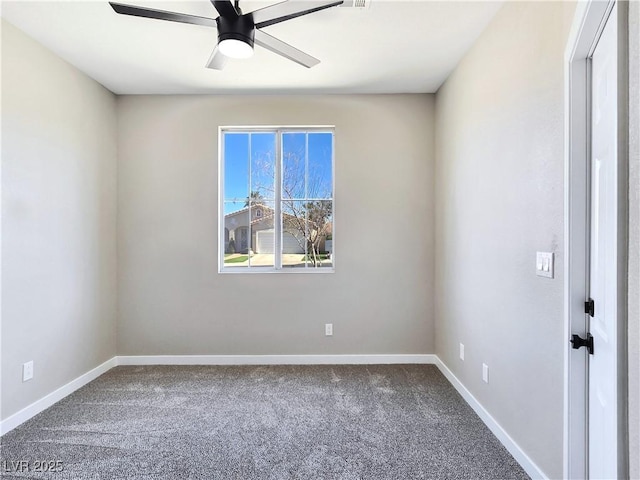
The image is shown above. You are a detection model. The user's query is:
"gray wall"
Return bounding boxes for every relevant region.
[1,20,118,420]
[628,2,639,478]
[433,2,576,478]
[3,7,635,476]
[116,94,435,356]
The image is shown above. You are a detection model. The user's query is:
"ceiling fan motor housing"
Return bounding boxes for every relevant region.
[216,15,255,48]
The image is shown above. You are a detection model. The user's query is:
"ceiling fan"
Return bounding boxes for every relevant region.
[109,0,344,70]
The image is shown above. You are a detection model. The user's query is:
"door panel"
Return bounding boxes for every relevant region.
[588,5,618,479]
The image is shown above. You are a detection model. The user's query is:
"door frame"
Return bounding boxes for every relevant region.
[564,1,629,478]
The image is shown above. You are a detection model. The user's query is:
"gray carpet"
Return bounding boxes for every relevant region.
[1,365,529,479]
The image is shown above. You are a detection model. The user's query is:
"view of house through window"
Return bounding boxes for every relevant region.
[221,128,334,271]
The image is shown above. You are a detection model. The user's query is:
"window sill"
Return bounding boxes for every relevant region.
[219,267,335,274]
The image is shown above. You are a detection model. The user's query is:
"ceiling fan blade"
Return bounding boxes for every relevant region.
[206,45,229,70]
[109,2,217,28]
[254,30,320,68]
[252,0,343,29]
[211,0,239,18]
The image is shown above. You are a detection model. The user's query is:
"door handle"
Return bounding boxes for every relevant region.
[570,333,594,355]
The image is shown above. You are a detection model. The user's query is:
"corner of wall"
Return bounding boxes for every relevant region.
[1,20,119,422]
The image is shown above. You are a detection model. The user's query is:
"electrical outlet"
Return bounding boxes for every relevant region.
[459,343,465,361]
[325,323,333,336]
[23,361,34,382]
[482,363,489,383]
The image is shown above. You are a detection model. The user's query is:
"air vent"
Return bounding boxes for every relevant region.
[340,0,370,8]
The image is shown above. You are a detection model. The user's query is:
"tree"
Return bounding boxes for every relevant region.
[244,191,264,207]
[282,199,332,267]
[280,148,332,267]
[226,238,236,254]
[251,139,333,267]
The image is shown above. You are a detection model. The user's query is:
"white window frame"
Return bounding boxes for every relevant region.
[218,126,335,274]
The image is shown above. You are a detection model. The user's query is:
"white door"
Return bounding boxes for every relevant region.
[256,230,304,254]
[282,232,305,254]
[588,5,618,478]
[256,230,275,254]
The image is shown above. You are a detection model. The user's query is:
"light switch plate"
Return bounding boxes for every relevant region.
[536,252,554,278]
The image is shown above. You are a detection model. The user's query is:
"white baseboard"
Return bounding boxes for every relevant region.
[433,357,547,480]
[116,354,438,366]
[0,357,117,436]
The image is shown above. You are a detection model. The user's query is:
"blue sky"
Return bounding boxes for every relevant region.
[223,131,333,215]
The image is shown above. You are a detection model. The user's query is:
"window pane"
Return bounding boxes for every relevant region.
[280,200,333,268]
[223,202,249,267]
[282,132,306,199]
[281,200,307,268]
[224,133,249,202]
[304,200,333,268]
[250,132,276,201]
[308,132,333,199]
[249,201,275,268]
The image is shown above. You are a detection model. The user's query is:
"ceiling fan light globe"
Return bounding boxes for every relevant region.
[219,38,254,59]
